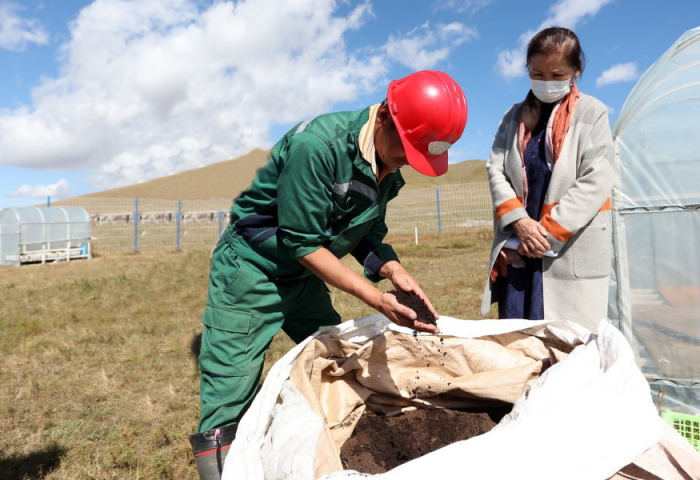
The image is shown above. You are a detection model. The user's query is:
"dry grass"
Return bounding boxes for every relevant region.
[0,230,496,479]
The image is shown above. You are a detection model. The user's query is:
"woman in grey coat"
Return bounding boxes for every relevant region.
[482,27,615,332]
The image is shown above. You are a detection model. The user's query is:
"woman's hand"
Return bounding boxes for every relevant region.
[513,218,551,258]
[498,248,524,274]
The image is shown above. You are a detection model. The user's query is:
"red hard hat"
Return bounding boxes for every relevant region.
[387,70,468,177]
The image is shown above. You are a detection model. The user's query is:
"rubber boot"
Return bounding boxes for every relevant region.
[189,423,238,480]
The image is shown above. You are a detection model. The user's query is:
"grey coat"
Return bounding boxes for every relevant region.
[481,93,616,331]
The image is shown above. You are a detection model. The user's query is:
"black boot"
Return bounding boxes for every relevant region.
[189,423,238,480]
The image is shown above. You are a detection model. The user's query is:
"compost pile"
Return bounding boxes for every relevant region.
[341,408,503,474]
[337,292,501,473]
[387,290,436,325]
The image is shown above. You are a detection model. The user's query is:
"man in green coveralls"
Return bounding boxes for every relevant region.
[189,70,468,479]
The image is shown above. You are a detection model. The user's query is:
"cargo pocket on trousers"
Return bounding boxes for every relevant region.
[199,306,254,376]
[573,224,612,279]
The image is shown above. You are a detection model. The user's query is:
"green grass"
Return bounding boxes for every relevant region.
[0,230,495,479]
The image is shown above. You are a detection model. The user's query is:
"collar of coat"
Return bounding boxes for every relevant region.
[358,103,397,184]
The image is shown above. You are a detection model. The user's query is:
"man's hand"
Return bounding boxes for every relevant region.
[372,291,438,334]
[299,250,440,335]
[378,261,439,334]
[513,218,550,258]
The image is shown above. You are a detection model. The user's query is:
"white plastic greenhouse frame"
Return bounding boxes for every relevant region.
[0,206,91,267]
[610,26,700,414]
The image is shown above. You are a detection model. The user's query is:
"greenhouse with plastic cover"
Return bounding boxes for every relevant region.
[610,26,700,416]
[0,206,91,267]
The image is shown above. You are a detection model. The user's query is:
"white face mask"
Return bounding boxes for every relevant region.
[530,77,573,103]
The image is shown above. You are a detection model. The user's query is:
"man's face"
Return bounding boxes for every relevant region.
[374,106,408,170]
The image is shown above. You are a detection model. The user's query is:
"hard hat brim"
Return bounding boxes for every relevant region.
[397,129,449,177]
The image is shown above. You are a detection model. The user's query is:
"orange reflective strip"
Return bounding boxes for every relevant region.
[539,198,609,243]
[541,202,557,218]
[540,214,573,243]
[542,199,609,218]
[496,197,524,221]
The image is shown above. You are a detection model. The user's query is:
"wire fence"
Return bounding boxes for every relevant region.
[386,183,492,235]
[50,197,233,254]
[47,182,492,255]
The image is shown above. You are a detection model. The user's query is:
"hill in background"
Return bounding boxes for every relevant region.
[82,149,270,201]
[399,159,486,189]
[83,149,486,200]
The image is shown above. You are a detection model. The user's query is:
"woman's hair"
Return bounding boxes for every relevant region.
[526,27,586,77]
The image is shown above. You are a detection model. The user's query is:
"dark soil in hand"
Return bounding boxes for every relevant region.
[387,290,436,325]
[341,408,500,473]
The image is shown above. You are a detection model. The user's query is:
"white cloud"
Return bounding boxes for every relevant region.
[9,179,71,198]
[596,62,639,87]
[447,147,468,164]
[383,21,478,70]
[0,0,393,190]
[496,48,527,79]
[496,0,613,79]
[0,2,49,51]
[605,104,615,115]
[434,0,494,15]
[0,0,468,191]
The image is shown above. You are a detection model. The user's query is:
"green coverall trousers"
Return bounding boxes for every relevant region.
[197,233,341,433]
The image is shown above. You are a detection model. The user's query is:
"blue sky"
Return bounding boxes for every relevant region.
[0,0,698,208]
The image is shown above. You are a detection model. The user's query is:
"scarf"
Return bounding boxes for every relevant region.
[517,82,581,205]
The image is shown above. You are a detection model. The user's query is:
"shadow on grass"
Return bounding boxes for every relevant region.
[0,443,66,479]
[190,332,202,360]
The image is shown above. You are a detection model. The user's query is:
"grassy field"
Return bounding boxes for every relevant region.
[0,231,496,479]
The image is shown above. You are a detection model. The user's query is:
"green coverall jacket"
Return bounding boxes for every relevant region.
[197,106,405,432]
[228,106,405,282]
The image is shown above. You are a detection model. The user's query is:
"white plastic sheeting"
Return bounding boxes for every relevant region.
[0,207,91,266]
[610,26,700,413]
[223,316,668,480]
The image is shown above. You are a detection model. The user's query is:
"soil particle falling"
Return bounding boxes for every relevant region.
[387,290,436,325]
[341,409,498,474]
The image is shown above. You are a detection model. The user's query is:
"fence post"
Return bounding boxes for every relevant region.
[177,200,182,251]
[134,198,139,252]
[47,196,51,207]
[436,186,442,234]
[218,211,223,238]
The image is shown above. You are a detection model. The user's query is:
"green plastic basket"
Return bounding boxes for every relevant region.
[662,409,700,453]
